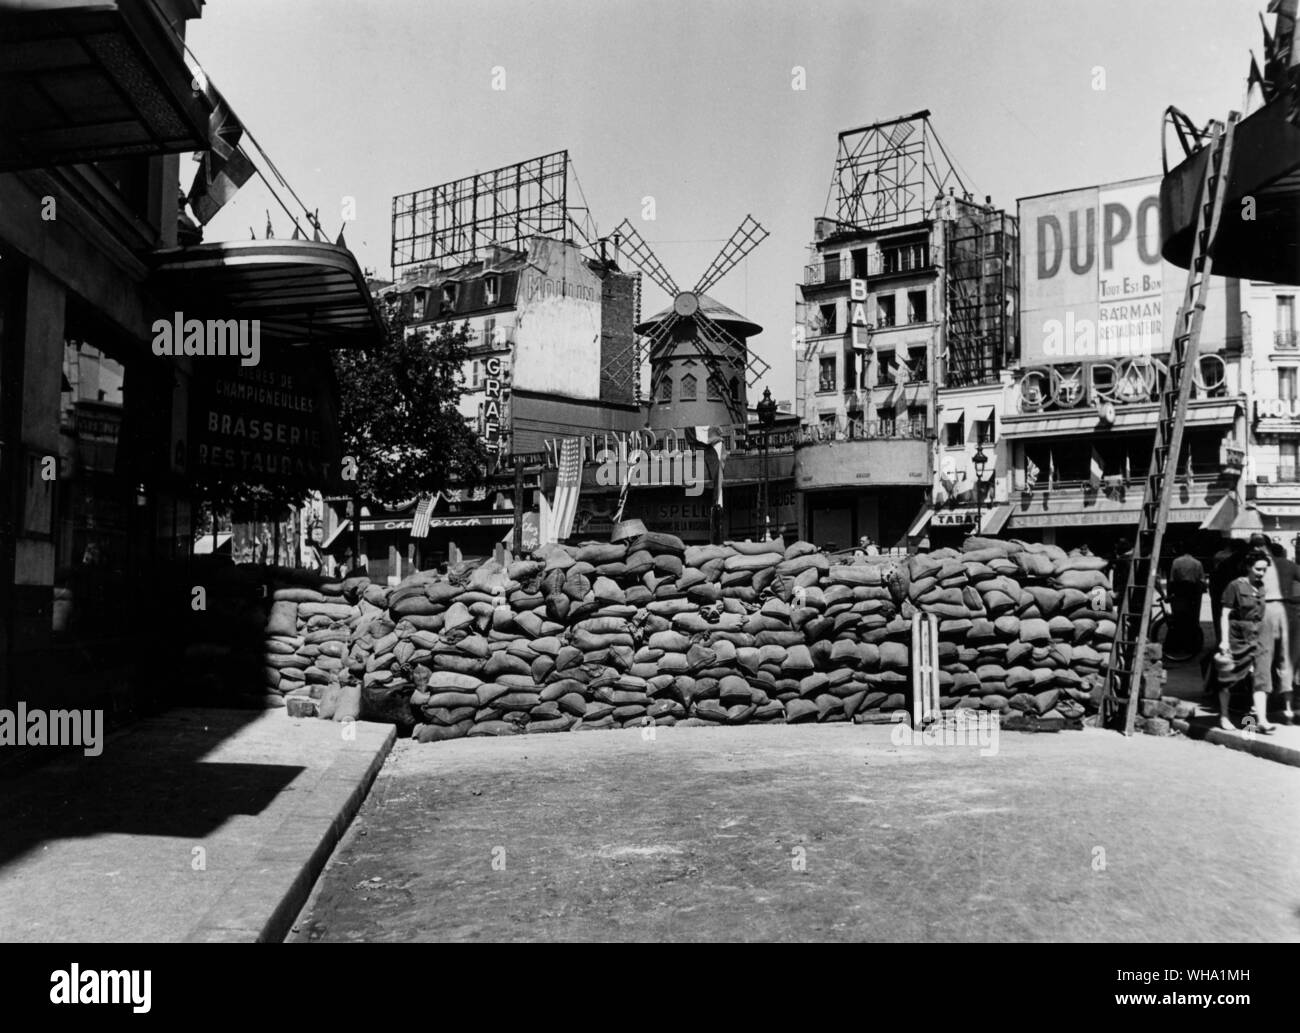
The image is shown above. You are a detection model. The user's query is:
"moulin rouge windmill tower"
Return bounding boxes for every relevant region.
[610,215,772,432]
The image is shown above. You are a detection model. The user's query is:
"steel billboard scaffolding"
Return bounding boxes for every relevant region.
[391,150,598,272]
[829,110,1017,388]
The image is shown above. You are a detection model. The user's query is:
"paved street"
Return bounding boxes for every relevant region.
[289,724,1300,943]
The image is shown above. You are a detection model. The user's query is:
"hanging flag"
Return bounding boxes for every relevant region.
[687,426,726,510]
[1049,450,1058,489]
[187,85,256,225]
[549,437,583,541]
[1124,451,1131,482]
[1025,455,1040,489]
[1185,451,1194,483]
[612,447,640,524]
[1089,448,1104,489]
[409,492,439,539]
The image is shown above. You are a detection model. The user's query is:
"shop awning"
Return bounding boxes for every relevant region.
[426,514,515,530]
[980,503,1013,535]
[907,505,935,538]
[0,1,215,171]
[193,531,231,555]
[1200,493,1238,531]
[1000,400,1239,439]
[973,405,996,422]
[151,240,386,349]
[940,407,964,424]
[322,520,350,550]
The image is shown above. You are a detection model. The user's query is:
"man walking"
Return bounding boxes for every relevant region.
[1167,542,1206,657]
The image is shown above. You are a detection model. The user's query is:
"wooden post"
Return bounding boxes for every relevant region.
[513,459,524,555]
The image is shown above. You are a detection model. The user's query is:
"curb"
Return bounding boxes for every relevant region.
[184,721,397,943]
[1178,721,1300,768]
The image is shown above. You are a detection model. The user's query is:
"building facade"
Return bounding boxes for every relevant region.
[1242,277,1300,545]
[990,175,1246,553]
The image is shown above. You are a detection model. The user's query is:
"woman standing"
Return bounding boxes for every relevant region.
[1216,549,1280,733]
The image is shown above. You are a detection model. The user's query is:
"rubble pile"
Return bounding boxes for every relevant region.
[249,532,1120,738]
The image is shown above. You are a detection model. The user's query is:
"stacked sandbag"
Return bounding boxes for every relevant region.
[903,538,1116,725]
[259,533,1113,741]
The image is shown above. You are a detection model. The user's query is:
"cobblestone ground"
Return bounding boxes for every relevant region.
[289,724,1300,943]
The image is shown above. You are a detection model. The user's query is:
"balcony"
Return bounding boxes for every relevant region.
[802,245,941,287]
[1276,329,1298,350]
[1003,474,1227,531]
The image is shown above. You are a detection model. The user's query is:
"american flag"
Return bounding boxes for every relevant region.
[1026,456,1040,488]
[409,493,439,539]
[549,437,583,541]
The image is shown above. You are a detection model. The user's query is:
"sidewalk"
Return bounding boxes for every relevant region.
[0,707,394,942]
[1159,621,1300,769]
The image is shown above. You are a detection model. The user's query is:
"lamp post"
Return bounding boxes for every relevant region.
[757,387,777,539]
[972,443,989,532]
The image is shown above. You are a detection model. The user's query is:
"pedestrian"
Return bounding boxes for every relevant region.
[858,534,879,556]
[1167,541,1206,657]
[1209,537,1247,633]
[1266,540,1300,725]
[1110,537,1134,611]
[1215,548,1280,733]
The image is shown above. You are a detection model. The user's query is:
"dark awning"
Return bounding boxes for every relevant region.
[0,1,215,171]
[151,239,386,349]
[1161,96,1300,285]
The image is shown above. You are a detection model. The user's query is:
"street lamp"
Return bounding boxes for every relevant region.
[757,387,777,539]
[972,443,989,531]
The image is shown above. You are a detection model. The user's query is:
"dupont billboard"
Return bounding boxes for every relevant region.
[1018,176,1230,366]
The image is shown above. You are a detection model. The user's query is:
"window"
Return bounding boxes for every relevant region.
[975,414,995,445]
[680,373,698,401]
[907,405,926,436]
[823,253,842,283]
[877,350,895,386]
[484,275,500,307]
[907,290,927,324]
[1281,441,1300,482]
[729,376,740,401]
[657,375,673,403]
[470,359,483,388]
[707,376,722,401]
[877,295,896,328]
[843,351,858,391]
[482,317,496,347]
[881,238,928,274]
[877,407,897,436]
[852,249,869,280]
[1280,296,1297,348]
[818,357,836,392]
[410,289,426,322]
[1280,367,1297,402]
[818,303,837,335]
[441,283,458,308]
[945,416,965,448]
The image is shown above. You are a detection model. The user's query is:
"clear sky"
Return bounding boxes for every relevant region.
[188,0,1266,402]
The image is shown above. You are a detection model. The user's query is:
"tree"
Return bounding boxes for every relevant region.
[332,307,489,567]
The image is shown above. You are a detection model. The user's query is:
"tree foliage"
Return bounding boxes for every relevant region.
[332,309,488,508]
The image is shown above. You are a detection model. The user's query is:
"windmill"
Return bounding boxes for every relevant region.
[610,215,771,428]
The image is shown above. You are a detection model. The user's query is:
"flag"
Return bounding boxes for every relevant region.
[1185,452,1194,484]
[1125,452,1131,482]
[187,85,255,225]
[549,437,583,541]
[537,490,552,546]
[1089,448,1104,489]
[1049,450,1057,489]
[612,447,639,523]
[686,426,726,509]
[1025,455,1040,489]
[409,493,439,539]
